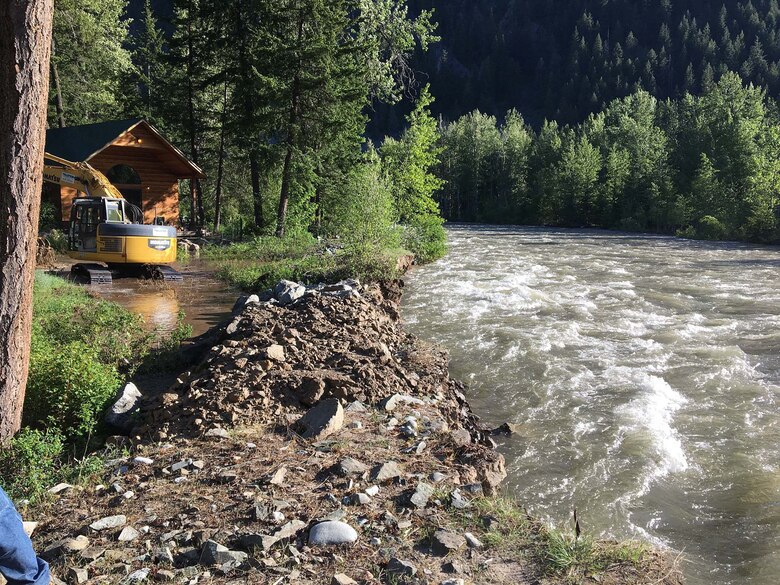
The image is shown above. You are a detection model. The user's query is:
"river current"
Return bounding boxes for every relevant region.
[401,225,780,585]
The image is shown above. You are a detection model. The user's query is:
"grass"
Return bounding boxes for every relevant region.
[446,495,651,583]
[204,234,408,292]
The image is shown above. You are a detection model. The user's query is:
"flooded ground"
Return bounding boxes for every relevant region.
[56,259,237,338]
[402,225,780,585]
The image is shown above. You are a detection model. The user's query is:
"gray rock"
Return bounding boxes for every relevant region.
[387,558,417,577]
[48,482,73,494]
[42,536,90,560]
[89,515,126,531]
[118,526,140,542]
[410,483,434,508]
[199,540,248,567]
[430,472,447,483]
[381,394,424,412]
[441,580,465,585]
[205,428,229,439]
[350,493,371,506]
[345,400,367,412]
[299,398,344,439]
[266,344,286,362]
[464,532,483,548]
[338,457,368,476]
[331,574,358,585]
[308,521,358,546]
[450,428,472,447]
[121,569,150,584]
[67,567,88,584]
[431,530,466,556]
[105,382,142,432]
[273,520,306,541]
[371,461,402,482]
[274,280,306,306]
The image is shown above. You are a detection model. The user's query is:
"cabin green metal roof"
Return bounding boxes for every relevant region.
[45,119,143,163]
[44,118,205,178]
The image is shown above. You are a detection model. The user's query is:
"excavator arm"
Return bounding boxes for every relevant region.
[43,152,125,200]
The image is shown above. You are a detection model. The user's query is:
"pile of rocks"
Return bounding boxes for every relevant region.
[26,278,679,584]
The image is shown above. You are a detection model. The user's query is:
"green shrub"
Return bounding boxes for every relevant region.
[403,214,447,263]
[741,206,778,243]
[0,428,64,503]
[38,201,60,232]
[25,340,120,439]
[45,229,69,252]
[696,215,728,240]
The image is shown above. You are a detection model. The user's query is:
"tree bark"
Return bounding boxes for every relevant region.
[50,38,64,128]
[235,0,263,230]
[213,77,228,233]
[249,150,263,229]
[276,9,305,239]
[185,0,203,231]
[0,0,54,443]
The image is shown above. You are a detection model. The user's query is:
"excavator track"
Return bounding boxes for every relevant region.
[71,263,113,284]
[141,264,183,282]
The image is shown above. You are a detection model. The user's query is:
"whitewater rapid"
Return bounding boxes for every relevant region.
[402,225,780,585]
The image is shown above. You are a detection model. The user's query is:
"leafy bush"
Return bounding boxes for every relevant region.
[403,214,448,263]
[203,233,318,262]
[38,201,60,232]
[25,340,120,439]
[696,215,728,240]
[0,428,64,503]
[45,229,69,252]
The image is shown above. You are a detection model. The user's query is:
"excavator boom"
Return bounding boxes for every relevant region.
[43,152,125,200]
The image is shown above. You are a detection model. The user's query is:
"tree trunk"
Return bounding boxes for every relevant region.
[0,0,54,443]
[235,0,263,230]
[213,78,228,233]
[185,1,202,231]
[249,150,263,229]
[276,10,305,239]
[50,38,65,128]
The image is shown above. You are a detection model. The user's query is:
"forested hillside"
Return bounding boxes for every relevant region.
[408,0,780,126]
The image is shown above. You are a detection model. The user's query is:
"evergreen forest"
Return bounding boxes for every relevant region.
[45,0,780,244]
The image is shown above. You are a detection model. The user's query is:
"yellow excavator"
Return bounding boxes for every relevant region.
[43,153,180,283]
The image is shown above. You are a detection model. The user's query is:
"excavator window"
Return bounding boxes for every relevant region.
[105,200,124,222]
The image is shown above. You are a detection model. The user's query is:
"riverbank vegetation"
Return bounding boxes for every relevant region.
[0,273,189,503]
[437,73,780,243]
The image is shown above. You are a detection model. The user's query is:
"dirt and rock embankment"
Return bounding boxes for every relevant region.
[26,279,683,585]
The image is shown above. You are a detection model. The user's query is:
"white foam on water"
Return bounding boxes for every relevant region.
[617,374,689,489]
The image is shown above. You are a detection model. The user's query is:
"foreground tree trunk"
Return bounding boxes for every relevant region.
[0,0,54,443]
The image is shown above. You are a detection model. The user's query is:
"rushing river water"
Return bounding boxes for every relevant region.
[401,225,780,585]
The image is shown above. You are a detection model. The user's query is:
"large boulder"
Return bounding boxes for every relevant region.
[104,383,142,433]
[298,398,344,439]
[274,280,306,306]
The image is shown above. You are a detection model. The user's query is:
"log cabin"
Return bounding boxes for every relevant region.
[44,119,205,227]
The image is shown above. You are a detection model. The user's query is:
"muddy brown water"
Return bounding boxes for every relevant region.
[401,225,780,585]
[72,260,237,338]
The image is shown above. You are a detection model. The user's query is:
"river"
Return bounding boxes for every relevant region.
[401,225,780,585]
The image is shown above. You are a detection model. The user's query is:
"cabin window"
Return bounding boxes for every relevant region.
[105,164,141,185]
[106,164,143,212]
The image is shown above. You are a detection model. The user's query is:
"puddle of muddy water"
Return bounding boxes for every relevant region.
[51,260,238,338]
